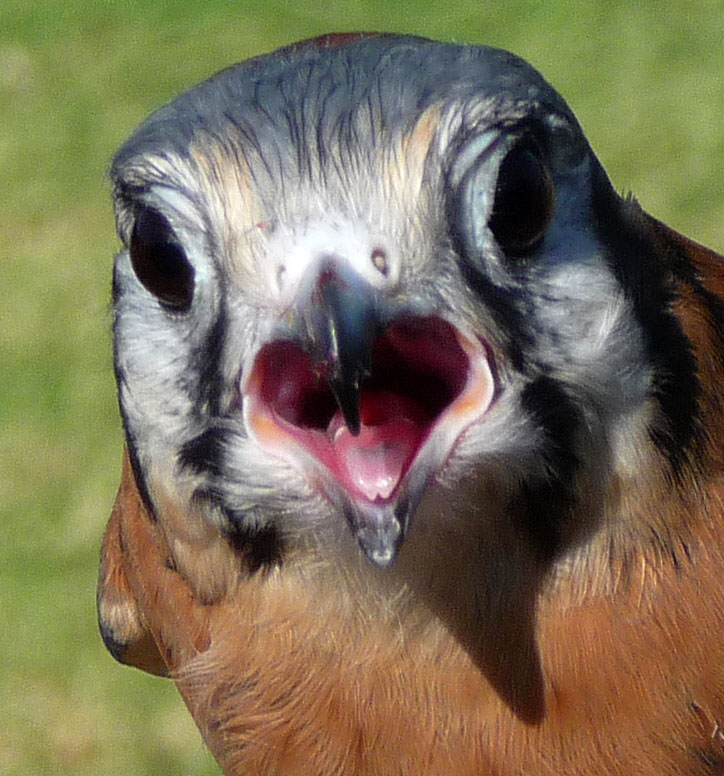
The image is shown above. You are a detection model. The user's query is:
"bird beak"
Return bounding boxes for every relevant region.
[299,260,380,437]
[244,260,495,568]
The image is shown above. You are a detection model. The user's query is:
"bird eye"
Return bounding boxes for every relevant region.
[488,144,555,257]
[130,208,195,310]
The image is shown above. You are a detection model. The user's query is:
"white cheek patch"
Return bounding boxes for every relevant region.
[113,254,208,462]
[536,256,650,412]
[530,159,651,420]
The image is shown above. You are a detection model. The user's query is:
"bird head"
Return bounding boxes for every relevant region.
[110,34,695,578]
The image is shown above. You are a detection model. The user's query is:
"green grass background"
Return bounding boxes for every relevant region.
[2,1,723,773]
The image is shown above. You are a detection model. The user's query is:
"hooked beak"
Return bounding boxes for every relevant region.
[301,261,380,436]
[244,259,495,567]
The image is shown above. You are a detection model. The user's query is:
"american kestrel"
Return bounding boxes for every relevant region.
[98,34,724,774]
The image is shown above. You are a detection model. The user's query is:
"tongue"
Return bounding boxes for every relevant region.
[327,392,427,502]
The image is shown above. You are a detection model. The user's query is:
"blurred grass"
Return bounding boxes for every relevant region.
[2,1,723,773]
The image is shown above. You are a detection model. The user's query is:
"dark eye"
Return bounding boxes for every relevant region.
[130,208,195,310]
[488,145,555,257]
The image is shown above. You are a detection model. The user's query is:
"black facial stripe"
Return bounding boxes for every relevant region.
[226,521,284,571]
[591,161,702,478]
[192,487,284,571]
[112,335,158,521]
[519,375,583,559]
[123,433,158,522]
[191,303,228,417]
[178,426,235,479]
[456,260,531,373]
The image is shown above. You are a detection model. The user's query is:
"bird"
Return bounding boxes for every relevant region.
[97,32,724,775]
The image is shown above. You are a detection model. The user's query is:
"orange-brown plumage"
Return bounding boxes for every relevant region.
[101,433,724,773]
[100,213,724,772]
[98,36,724,774]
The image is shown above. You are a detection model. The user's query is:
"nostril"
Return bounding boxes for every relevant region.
[371,247,388,275]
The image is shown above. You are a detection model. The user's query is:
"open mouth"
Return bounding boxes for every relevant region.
[244,316,494,506]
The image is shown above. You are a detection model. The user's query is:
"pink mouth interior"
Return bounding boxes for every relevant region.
[248,317,471,503]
